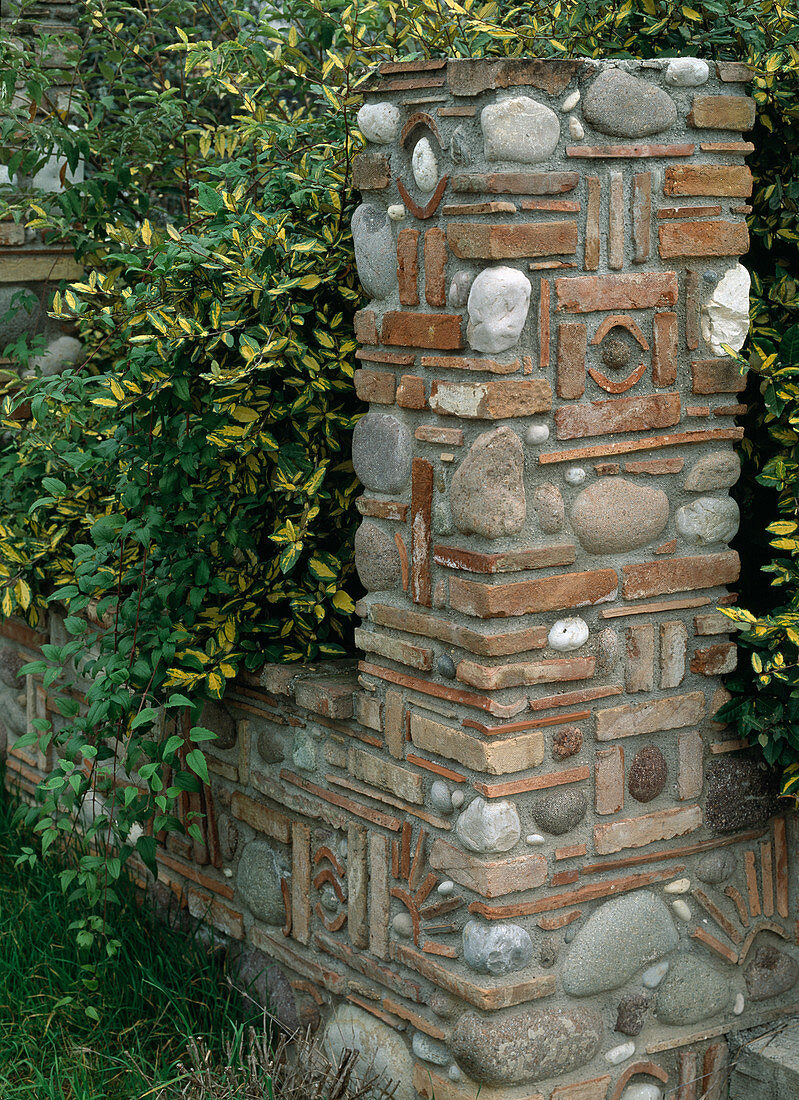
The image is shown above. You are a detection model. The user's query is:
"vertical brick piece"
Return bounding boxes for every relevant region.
[348,823,369,948]
[625,623,655,693]
[595,745,624,815]
[291,822,311,945]
[608,170,624,270]
[652,312,678,387]
[556,322,587,400]
[677,730,703,801]
[424,227,447,307]
[585,176,600,271]
[368,832,390,958]
[685,269,700,350]
[660,620,687,688]
[411,459,434,606]
[384,690,405,759]
[398,229,420,306]
[539,278,551,370]
[632,172,651,263]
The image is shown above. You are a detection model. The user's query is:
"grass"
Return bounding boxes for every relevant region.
[0,773,256,1099]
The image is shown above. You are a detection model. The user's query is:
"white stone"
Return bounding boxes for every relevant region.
[456,796,520,853]
[387,204,406,220]
[25,335,83,378]
[642,961,670,989]
[412,137,438,192]
[430,780,453,814]
[462,919,533,975]
[605,1041,636,1065]
[664,877,691,894]
[526,423,549,444]
[357,102,401,144]
[526,833,546,845]
[569,116,585,140]
[733,992,745,1015]
[481,96,561,163]
[451,789,465,809]
[565,466,586,486]
[467,265,531,354]
[676,496,740,546]
[412,1032,449,1065]
[672,899,692,921]
[665,58,710,86]
[561,90,581,112]
[548,617,589,652]
[392,912,414,938]
[620,1086,662,1100]
[701,263,751,357]
[448,1065,462,1081]
[324,1005,414,1100]
[438,880,455,895]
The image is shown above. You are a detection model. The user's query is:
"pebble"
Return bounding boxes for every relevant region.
[392,913,414,938]
[462,919,533,976]
[533,482,565,534]
[448,1065,461,1081]
[665,57,710,86]
[354,521,403,592]
[526,833,545,845]
[733,992,745,1015]
[684,452,741,494]
[571,477,669,555]
[604,1041,635,1065]
[620,1086,662,1100]
[352,412,412,494]
[526,423,550,445]
[451,789,465,809]
[533,788,587,836]
[412,137,439,192]
[480,95,561,163]
[449,269,474,308]
[351,203,397,300]
[456,796,521,854]
[548,617,589,652]
[675,496,740,546]
[561,89,581,112]
[356,101,401,144]
[430,780,453,815]
[701,263,751,356]
[642,960,670,989]
[387,204,406,220]
[569,116,585,140]
[450,426,526,541]
[437,654,457,679]
[664,878,691,894]
[412,1032,449,1066]
[582,69,677,137]
[467,265,532,354]
[565,465,586,486]
[437,880,455,895]
[672,899,691,921]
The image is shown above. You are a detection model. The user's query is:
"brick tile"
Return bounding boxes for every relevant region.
[554,392,680,441]
[347,744,424,804]
[717,62,754,82]
[411,458,433,606]
[690,642,737,675]
[441,201,516,215]
[433,543,576,574]
[356,497,408,522]
[521,198,581,212]
[632,171,651,263]
[539,277,551,370]
[396,374,426,409]
[354,369,396,404]
[686,404,710,417]
[659,220,749,259]
[449,569,618,619]
[664,164,753,197]
[594,805,703,855]
[474,765,590,799]
[429,378,552,419]
[557,321,587,399]
[691,357,746,394]
[353,627,433,671]
[625,623,655,693]
[383,689,404,759]
[410,712,544,775]
[230,791,291,843]
[622,551,740,600]
[415,424,464,445]
[429,838,547,897]
[369,602,548,656]
[446,221,578,260]
[688,94,756,130]
[595,745,624,815]
[354,692,382,732]
[397,228,420,306]
[381,311,463,350]
[596,691,706,741]
[352,153,391,190]
[652,312,678,387]
[555,271,679,313]
[694,612,732,635]
[291,822,311,943]
[660,620,687,689]
[456,656,595,690]
[421,354,532,375]
[424,227,447,307]
[354,309,378,345]
[356,348,415,365]
[566,143,695,158]
[447,57,586,97]
[372,75,446,92]
[470,867,680,919]
[368,833,390,958]
[295,674,355,719]
[608,170,624,270]
[678,730,704,802]
[451,171,579,195]
[550,1078,612,1100]
[584,175,600,270]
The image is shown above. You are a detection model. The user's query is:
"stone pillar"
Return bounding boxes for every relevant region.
[347,57,794,1097]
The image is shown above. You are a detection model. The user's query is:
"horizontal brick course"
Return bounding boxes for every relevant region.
[449,569,618,619]
[622,551,740,600]
[447,222,578,260]
[381,312,464,350]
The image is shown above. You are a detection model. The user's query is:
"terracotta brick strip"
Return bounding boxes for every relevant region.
[469,866,681,918]
[652,312,678,387]
[632,171,651,263]
[700,140,755,152]
[690,926,738,965]
[521,198,581,212]
[440,201,516,215]
[557,321,587,399]
[580,828,767,876]
[539,426,745,465]
[555,271,679,313]
[397,228,420,306]
[449,568,618,619]
[456,656,595,691]
[359,661,528,718]
[451,171,579,195]
[447,221,578,260]
[538,910,582,930]
[433,543,576,574]
[566,143,695,157]
[473,764,590,800]
[692,887,743,944]
[446,56,586,97]
[554,392,681,441]
[463,712,589,735]
[405,754,468,783]
[368,602,549,657]
[584,175,600,270]
[424,227,447,307]
[355,348,416,365]
[554,843,587,861]
[327,774,450,831]
[622,551,740,600]
[658,205,723,219]
[600,595,710,619]
[530,686,623,711]
[381,311,463,349]
[410,458,433,606]
[775,817,789,918]
[280,768,402,831]
[421,354,531,375]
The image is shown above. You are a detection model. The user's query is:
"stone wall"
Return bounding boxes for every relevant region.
[1,51,797,1100]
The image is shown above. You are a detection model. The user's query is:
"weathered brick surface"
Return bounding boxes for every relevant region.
[554,392,681,440]
[658,219,749,259]
[447,221,579,260]
[354,369,396,404]
[688,94,756,130]
[381,311,463,349]
[429,378,552,419]
[664,164,753,197]
[450,569,618,619]
[691,357,747,394]
[622,551,740,599]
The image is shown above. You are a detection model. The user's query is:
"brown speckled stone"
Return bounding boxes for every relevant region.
[745,946,799,1002]
[615,992,651,1036]
[552,725,583,760]
[705,756,780,833]
[628,745,668,803]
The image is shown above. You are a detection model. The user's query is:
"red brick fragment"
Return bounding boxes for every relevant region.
[397,228,420,306]
[381,312,463,350]
[691,358,746,395]
[554,392,680,441]
[664,164,753,197]
[451,172,579,195]
[557,322,587,400]
[447,58,586,97]
[354,370,396,405]
[447,221,578,260]
[354,309,378,345]
[555,272,678,313]
[652,312,678,387]
[424,228,447,307]
[396,375,426,409]
[659,220,749,259]
[411,458,433,607]
[690,643,737,676]
[622,551,740,601]
[688,95,756,131]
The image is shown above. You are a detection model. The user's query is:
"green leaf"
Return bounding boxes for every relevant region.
[185,748,209,784]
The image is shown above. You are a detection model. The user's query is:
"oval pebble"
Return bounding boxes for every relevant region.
[664,878,691,894]
[672,899,691,921]
[733,992,745,1015]
[438,880,455,896]
[605,1041,635,1065]
[565,466,586,486]
[642,961,669,989]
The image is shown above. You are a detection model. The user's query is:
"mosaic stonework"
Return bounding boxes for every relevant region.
[2,55,796,1100]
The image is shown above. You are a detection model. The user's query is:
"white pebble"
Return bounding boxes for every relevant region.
[412,137,438,192]
[733,992,745,1015]
[526,833,546,845]
[569,116,585,140]
[664,877,691,894]
[387,204,406,220]
[526,423,550,445]
[642,960,669,988]
[448,1065,462,1081]
[451,789,465,809]
[561,90,581,112]
[548,617,589,652]
[357,102,401,144]
[223,867,233,878]
[392,912,414,938]
[672,899,692,921]
[565,466,586,486]
[437,880,455,896]
[665,57,710,87]
[605,1040,636,1065]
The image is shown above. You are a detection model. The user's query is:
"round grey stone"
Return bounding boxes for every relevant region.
[352,412,412,493]
[696,848,736,885]
[480,96,561,163]
[570,478,669,555]
[200,699,236,750]
[351,203,397,300]
[324,1004,414,1100]
[745,945,799,1001]
[533,482,565,534]
[562,892,679,997]
[675,496,740,546]
[532,788,587,836]
[582,69,678,137]
[236,842,285,925]
[449,269,474,308]
[430,780,453,814]
[356,102,401,144]
[392,912,414,938]
[450,426,526,540]
[451,1006,603,1086]
[354,520,402,591]
[437,654,456,679]
[463,919,533,976]
[684,451,741,492]
[655,953,731,1025]
[456,797,520,854]
[665,58,710,86]
[256,719,286,764]
[615,992,650,1036]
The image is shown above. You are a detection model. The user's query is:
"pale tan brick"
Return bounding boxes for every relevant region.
[596,692,706,741]
[660,620,687,689]
[410,712,544,775]
[594,805,703,855]
[347,745,424,804]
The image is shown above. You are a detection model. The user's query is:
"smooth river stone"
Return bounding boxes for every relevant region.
[533,482,565,534]
[236,842,285,925]
[450,426,526,539]
[695,848,736,885]
[665,58,710,86]
[570,478,669,555]
[684,450,741,492]
[462,919,533,976]
[352,412,412,493]
[701,263,751,357]
[354,521,402,591]
[412,137,439,192]
[655,953,731,1025]
[480,96,561,163]
[324,1004,414,1100]
[582,69,678,137]
[532,788,587,836]
[675,496,740,545]
[562,892,678,996]
[356,102,401,144]
[628,746,668,803]
[351,203,397,300]
[467,265,532,354]
[456,797,520,854]
[744,946,799,1001]
[450,1006,603,1086]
